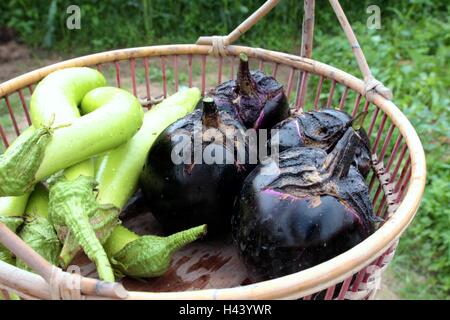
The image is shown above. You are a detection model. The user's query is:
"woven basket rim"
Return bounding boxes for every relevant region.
[0,44,426,300]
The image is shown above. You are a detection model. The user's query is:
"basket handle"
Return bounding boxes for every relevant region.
[329,0,393,101]
[0,221,128,300]
[196,0,393,102]
[196,0,280,53]
[295,0,315,110]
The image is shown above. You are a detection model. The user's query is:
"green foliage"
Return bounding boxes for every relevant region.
[311,2,450,299]
[0,0,410,53]
[0,0,448,298]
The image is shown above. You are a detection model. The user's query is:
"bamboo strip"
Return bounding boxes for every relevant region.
[0,222,128,299]
[296,0,315,109]
[196,0,280,47]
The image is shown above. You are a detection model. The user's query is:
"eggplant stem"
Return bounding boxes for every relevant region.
[166,224,207,253]
[237,53,256,96]
[201,97,221,128]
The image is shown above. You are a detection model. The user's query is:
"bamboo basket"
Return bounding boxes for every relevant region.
[0,0,426,300]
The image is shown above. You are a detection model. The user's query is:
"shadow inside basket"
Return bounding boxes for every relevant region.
[71,190,250,292]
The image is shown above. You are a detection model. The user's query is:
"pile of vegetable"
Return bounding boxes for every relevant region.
[0,52,377,291]
[0,67,204,283]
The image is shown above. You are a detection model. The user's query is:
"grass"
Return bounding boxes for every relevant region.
[1,0,449,299]
[309,5,449,299]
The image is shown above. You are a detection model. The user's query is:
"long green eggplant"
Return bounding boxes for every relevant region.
[0,193,29,265]
[72,88,202,278]
[0,68,144,197]
[44,86,144,282]
[34,87,144,182]
[30,67,107,127]
[16,184,61,271]
[59,87,200,265]
[91,87,202,208]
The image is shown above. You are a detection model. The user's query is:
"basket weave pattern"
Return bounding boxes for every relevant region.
[0,0,426,300]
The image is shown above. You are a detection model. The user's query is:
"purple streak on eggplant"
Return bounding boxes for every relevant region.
[209,53,290,130]
[270,109,372,177]
[232,128,376,280]
[141,98,254,236]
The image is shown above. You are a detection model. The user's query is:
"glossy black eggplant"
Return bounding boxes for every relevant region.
[270,109,372,177]
[209,53,290,130]
[141,98,254,235]
[232,128,377,280]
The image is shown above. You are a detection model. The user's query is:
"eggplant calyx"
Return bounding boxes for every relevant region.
[236,53,257,96]
[48,175,115,282]
[323,128,359,178]
[109,224,207,278]
[0,127,52,197]
[352,111,368,131]
[59,204,121,268]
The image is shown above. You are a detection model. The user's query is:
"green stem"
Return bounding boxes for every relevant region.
[166,224,208,253]
[107,225,207,278]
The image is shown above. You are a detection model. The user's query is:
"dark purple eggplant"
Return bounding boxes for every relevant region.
[232,128,377,281]
[141,97,254,235]
[209,53,290,130]
[270,109,372,177]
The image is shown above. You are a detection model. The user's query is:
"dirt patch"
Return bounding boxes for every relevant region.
[0,41,29,63]
[0,41,63,83]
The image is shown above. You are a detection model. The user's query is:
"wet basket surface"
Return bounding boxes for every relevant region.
[0,0,426,300]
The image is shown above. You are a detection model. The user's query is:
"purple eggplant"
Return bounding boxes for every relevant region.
[232,128,377,280]
[270,109,372,177]
[141,97,254,235]
[209,53,290,130]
